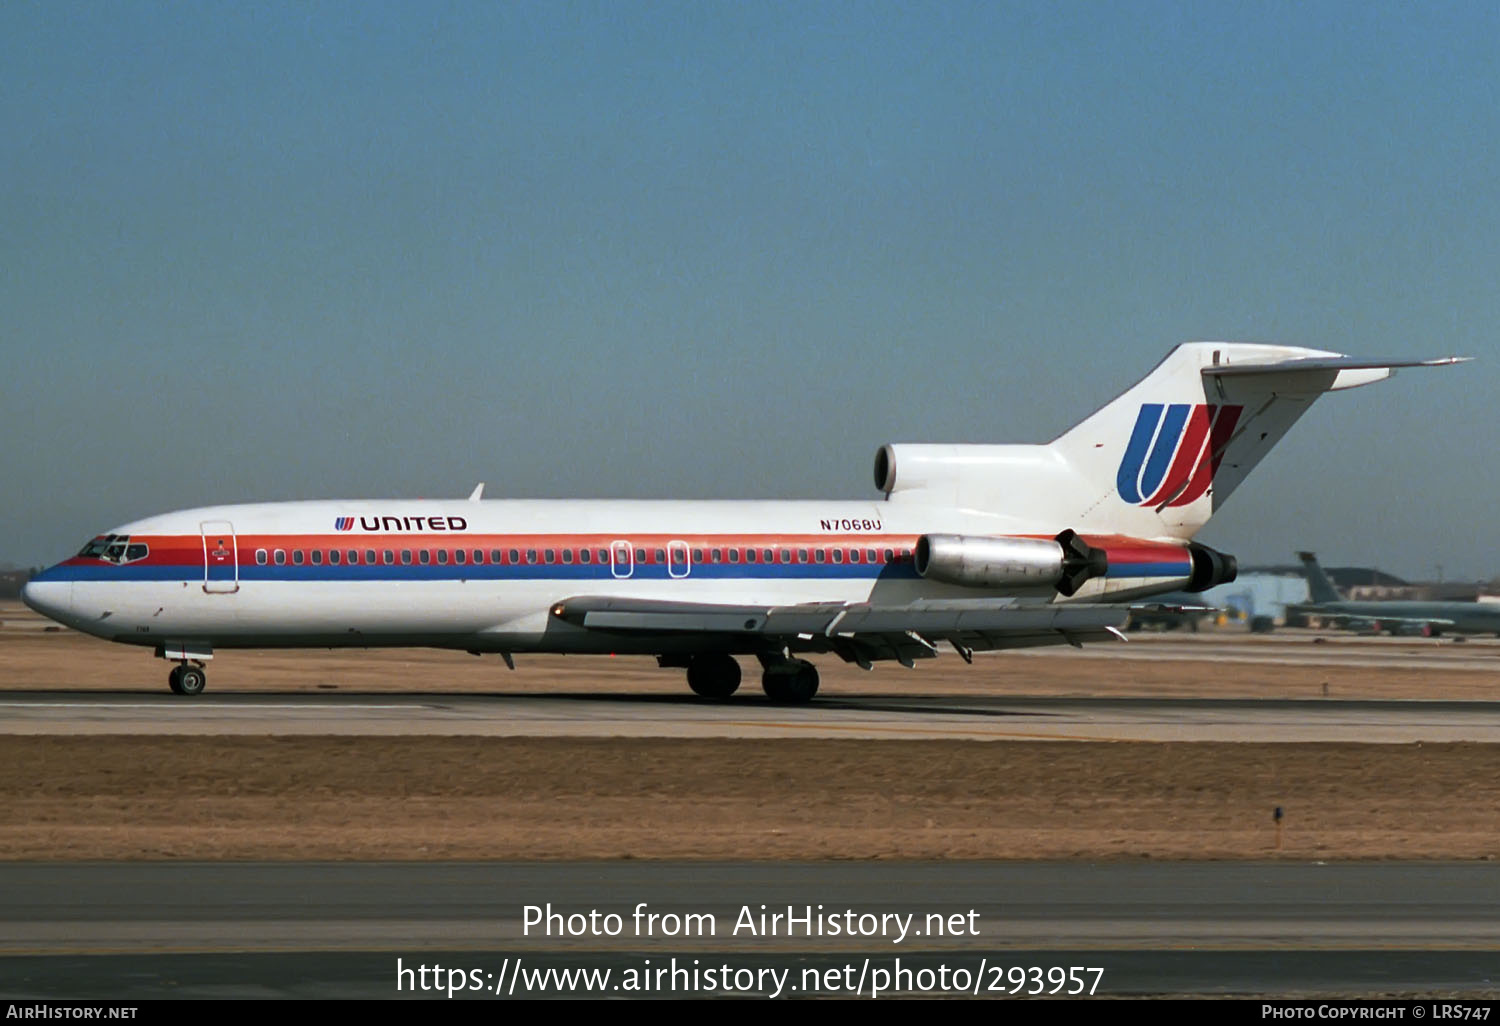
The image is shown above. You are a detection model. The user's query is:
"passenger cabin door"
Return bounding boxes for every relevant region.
[201,520,239,593]
[610,540,633,579]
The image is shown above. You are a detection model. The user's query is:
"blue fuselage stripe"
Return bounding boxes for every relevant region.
[34,562,1191,584]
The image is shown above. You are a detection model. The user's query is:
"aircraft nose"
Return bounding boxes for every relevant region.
[21,579,73,623]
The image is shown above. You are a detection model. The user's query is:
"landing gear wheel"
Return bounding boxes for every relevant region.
[169,665,206,696]
[686,654,741,698]
[762,660,819,704]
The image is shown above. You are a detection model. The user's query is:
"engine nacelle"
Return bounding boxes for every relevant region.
[914,530,1109,597]
[874,443,1072,503]
[1186,542,1238,592]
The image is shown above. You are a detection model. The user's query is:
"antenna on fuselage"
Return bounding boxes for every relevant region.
[468,482,485,501]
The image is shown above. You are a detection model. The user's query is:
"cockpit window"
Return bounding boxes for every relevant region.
[77,537,111,559]
[80,534,148,565]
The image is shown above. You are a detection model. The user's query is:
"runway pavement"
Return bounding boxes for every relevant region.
[3,691,1500,742]
[2,862,1497,997]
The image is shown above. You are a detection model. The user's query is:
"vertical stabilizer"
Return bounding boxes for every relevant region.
[1047,343,1457,539]
[1296,551,1346,604]
[878,343,1462,541]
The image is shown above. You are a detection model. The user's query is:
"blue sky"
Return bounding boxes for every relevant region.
[3,1,1495,578]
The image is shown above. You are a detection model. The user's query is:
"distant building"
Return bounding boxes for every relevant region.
[1192,562,1475,626]
[0,569,34,600]
[1198,568,1309,624]
[1272,563,1487,603]
[1249,563,1409,594]
[1397,581,1486,602]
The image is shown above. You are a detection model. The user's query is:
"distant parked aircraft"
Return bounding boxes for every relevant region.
[1296,552,1500,637]
[1126,592,1219,632]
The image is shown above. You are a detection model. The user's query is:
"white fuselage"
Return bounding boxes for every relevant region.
[23,497,1195,657]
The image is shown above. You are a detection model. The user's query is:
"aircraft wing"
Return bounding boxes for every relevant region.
[1316,612,1457,630]
[1130,601,1218,615]
[550,596,1128,668]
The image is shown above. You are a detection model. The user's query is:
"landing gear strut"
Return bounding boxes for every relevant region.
[686,653,741,698]
[168,664,207,696]
[761,659,819,704]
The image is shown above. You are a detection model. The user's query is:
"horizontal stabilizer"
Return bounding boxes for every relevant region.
[1204,355,1470,377]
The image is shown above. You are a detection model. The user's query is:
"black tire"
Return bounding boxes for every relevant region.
[167,665,184,695]
[762,660,819,704]
[686,654,740,698]
[176,666,206,696]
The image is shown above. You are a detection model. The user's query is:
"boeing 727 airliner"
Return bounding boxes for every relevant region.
[23,343,1463,701]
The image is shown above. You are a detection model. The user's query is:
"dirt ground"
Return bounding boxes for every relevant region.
[2,736,1496,861]
[3,604,1498,861]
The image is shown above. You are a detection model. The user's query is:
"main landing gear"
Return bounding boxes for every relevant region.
[681,654,820,704]
[686,653,741,698]
[168,664,207,696]
[760,659,819,704]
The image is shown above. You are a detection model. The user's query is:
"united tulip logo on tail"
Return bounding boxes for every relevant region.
[1116,403,1242,507]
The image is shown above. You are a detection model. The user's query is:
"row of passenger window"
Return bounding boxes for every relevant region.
[252,546,913,568]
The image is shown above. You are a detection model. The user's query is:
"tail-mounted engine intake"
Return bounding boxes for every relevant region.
[1186,542,1238,592]
[914,529,1109,597]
